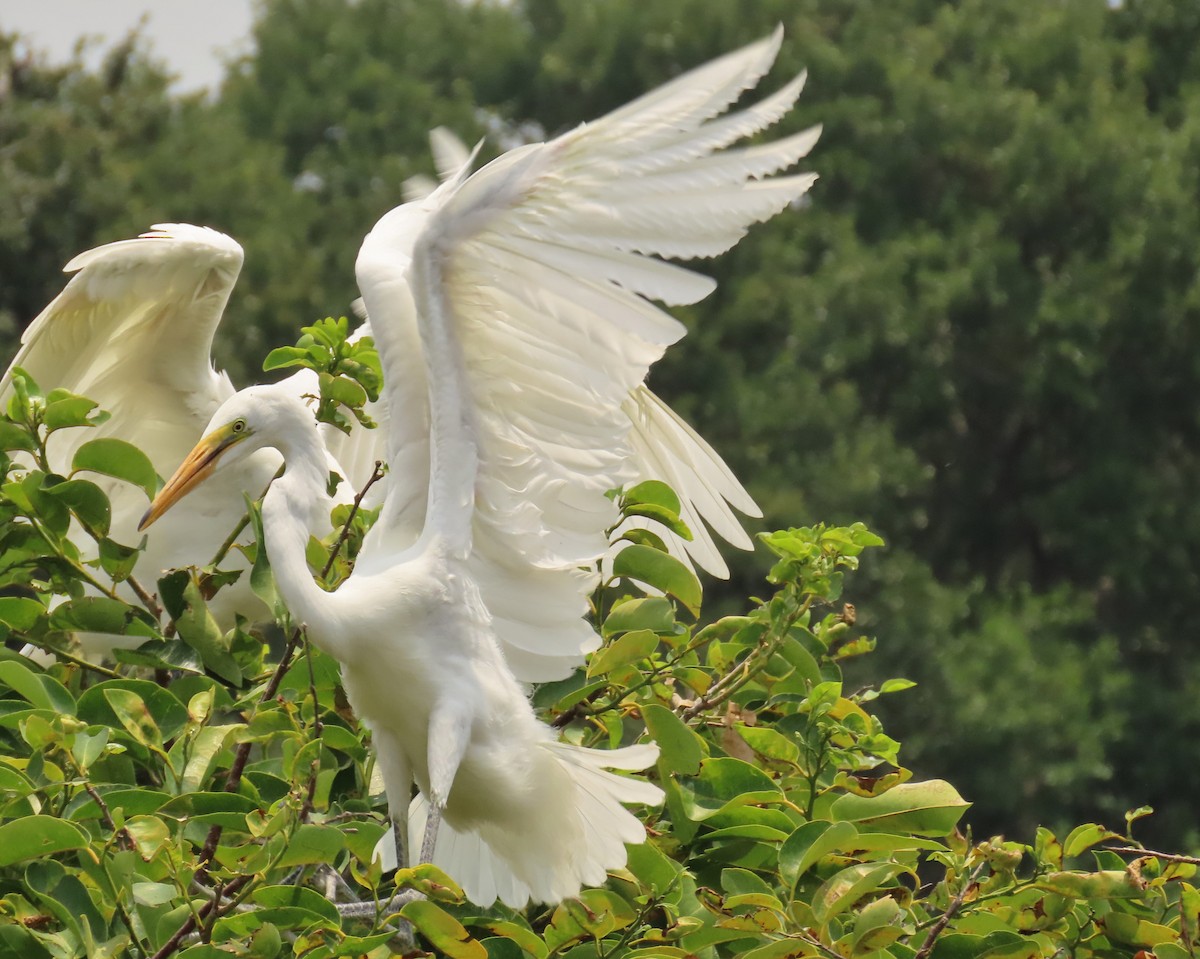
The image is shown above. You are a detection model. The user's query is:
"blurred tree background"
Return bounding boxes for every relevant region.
[3,0,1200,848]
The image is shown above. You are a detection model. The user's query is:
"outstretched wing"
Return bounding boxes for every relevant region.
[360,29,816,681]
[3,223,242,475]
[1,225,262,622]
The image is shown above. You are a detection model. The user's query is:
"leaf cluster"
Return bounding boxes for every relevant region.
[1,416,1195,958]
[262,318,382,435]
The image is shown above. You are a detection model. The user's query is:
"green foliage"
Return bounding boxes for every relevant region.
[2,401,1195,958]
[262,317,383,435]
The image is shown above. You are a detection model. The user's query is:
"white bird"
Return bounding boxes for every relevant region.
[141,28,817,907]
[0,225,372,649]
[0,226,285,640]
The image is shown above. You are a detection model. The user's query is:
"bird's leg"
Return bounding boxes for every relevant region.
[419,803,442,864]
[392,793,411,872]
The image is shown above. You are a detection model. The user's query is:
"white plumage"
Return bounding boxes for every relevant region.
[1,226,282,634]
[0,225,368,646]
[142,28,816,907]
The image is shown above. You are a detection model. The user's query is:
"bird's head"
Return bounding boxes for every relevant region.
[139,385,305,531]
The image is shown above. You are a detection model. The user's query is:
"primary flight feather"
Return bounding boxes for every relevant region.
[143,28,816,907]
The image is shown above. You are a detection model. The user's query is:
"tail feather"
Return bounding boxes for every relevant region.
[375,741,662,908]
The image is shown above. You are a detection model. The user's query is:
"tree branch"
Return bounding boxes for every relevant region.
[914,863,987,959]
[320,460,386,580]
[1102,845,1200,866]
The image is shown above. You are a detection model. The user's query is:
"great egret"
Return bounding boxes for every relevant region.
[0,225,380,662]
[2,225,286,631]
[142,28,817,907]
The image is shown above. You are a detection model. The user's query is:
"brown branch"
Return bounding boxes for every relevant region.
[1102,845,1200,866]
[24,641,122,678]
[125,573,162,620]
[148,875,250,959]
[298,760,320,825]
[84,782,134,851]
[914,863,987,959]
[320,460,385,580]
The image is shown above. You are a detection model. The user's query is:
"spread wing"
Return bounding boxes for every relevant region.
[1,224,256,604]
[3,223,242,476]
[359,29,815,681]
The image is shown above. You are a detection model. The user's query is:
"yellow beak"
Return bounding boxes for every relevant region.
[139,425,241,531]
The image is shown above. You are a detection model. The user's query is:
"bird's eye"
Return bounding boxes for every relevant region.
[232,419,246,434]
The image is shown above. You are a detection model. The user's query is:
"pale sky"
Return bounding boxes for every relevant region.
[1,0,257,93]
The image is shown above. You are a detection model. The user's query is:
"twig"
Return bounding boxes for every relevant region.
[913,863,987,959]
[125,573,162,620]
[24,641,123,678]
[148,875,250,959]
[320,461,386,580]
[679,646,764,721]
[1102,846,1200,866]
[208,513,250,569]
[208,466,282,570]
[84,782,135,851]
[297,759,320,824]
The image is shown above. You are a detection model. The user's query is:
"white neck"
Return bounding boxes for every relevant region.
[260,425,343,655]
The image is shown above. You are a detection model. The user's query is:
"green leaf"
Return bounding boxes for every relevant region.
[739,940,821,959]
[179,726,238,793]
[23,860,106,941]
[812,862,906,925]
[622,503,693,540]
[736,724,800,763]
[779,821,860,888]
[1035,870,1147,899]
[125,815,171,860]
[624,841,680,895]
[172,575,242,684]
[0,420,37,452]
[0,815,88,866]
[319,369,368,408]
[70,437,158,499]
[250,884,341,923]
[677,757,782,821]
[1099,911,1177,948]
[262,346,312,372]
[622,480,682,515]
[830,780,971,836]
[132,882,179,906]
[401,899,487,959]
[1062,823,1121,859]
[45,478,111,535]
[97,536,140,582]
[43,393,102,431]
[642,703,705,775]
[847,895,906,954]
[0,597,44,631]
[69,788,171,821]
[158,792,259,820]
[275,824,346,867]
[588,628,659,677]
[77,679,189,740]
[49,596,158,638]
[613,544,702,616]
[0,660,75,714]
[104,688,164,750]
[602,597,677,637]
